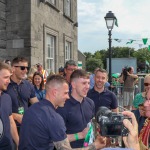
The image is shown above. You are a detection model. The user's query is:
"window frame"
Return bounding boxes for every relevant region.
[65,40,71,62]
[46,34,55,73]
[44,25,59,74]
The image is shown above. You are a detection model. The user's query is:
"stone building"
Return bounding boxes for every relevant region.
[0,0,78,73]
[78,50,86,69]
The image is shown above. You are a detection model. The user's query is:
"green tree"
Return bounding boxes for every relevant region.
[133,48,150,63]
[83,52,93,60]
[86,58,103,73]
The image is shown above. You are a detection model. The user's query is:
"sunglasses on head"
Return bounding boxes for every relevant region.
[144,83,150,86]
[14,66,29,71]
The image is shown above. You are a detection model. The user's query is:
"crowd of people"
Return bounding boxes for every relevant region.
[0,57,149,150]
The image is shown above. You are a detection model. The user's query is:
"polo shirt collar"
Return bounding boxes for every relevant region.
[10,78,25,85]
[91,87,107,93]
[69,95,85,104]
[42,98,56,110]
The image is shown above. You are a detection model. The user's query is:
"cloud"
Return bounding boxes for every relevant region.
[78,0,150,52]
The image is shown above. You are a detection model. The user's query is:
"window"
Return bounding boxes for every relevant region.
[46,0,56,5]
[64,0,71,17]
[46,34,55,73]
[65,41,71,61]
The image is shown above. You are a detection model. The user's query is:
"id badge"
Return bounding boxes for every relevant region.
[18,107,24,114]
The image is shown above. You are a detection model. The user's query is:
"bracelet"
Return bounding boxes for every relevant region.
[74,133,79,141]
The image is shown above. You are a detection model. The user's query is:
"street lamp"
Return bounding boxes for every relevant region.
[104,11,116,89]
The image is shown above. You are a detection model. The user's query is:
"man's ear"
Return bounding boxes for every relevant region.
[71,80,76,89]
[11,66,15,73]
[52,88,57,97]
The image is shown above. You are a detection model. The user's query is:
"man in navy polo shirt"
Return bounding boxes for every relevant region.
[5,57,39,131]
[87,68,118,115]
[57,69,95,148]
[19,75,106,150]
[0,62,19,149]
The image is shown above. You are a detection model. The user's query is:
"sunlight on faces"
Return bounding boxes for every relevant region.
[94,71,108,90]
[72,77,90,98]
[55,83,69,107]
[33,75,42,87]
[0,69,11,91]
[12,62,28,80]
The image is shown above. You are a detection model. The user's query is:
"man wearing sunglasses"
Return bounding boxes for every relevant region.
[0,62,19,149]
[5,57,39,134]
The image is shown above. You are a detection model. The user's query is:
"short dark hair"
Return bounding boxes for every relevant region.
[46,74,68,90]
[95,68,108,75]
[11,56,28,66]
[64,60,77,69]
[70,69,89,82]
[0,62,11,72]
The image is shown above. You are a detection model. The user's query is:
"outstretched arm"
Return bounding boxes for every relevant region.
[54,136,106,150]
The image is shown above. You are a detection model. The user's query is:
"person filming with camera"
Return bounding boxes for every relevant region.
[119,66,138,110]
[100,110,140,150]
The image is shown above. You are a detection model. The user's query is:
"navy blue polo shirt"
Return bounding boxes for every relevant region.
[56,96,95,148]
[87,88,118,115]
[0,93,13,150]
[5,79,36,113]
[19,99,67,150]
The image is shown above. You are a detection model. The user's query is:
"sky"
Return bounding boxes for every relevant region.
[78,0,150,53]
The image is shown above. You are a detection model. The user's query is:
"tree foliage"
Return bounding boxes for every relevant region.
[83,47,150,72]
[86,58,103,73]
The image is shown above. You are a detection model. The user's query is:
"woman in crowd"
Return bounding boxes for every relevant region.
[32,72,46,101]
[132,74,150,110]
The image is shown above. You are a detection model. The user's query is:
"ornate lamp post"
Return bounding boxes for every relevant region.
[104,11,116,89]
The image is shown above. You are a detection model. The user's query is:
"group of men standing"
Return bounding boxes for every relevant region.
[0,58,119,150]
[0,57,39,149]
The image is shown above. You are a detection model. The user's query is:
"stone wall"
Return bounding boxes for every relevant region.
[0,0,6,60]
[30,0,78,72]
[5,0,31,62]
[0,0,78,71]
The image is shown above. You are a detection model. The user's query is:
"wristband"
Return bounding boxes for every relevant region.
[74,133,79,141]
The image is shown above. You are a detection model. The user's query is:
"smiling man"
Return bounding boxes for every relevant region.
[5,57,39,133]
[87,68,118,115]
[19,74,106,150]
[0,62,19,149]
[57,69,95,148]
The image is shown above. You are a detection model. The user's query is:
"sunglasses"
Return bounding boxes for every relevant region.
[144,83,150,86]
[14,66,29,71]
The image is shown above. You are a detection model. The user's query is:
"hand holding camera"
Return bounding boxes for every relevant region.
[122,111,140,150]
[96,107,130,137]
[96,107,140,150]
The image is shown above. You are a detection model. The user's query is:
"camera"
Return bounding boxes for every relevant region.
[96,106,131,137]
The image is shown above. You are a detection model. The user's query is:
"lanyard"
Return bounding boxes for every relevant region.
[12,85,24,107]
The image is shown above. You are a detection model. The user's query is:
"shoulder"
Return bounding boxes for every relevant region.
[84,97,95,105]
[105,89,116,96]
[23,80,33,87]
[87,88,96,95]
[1,93,12,108]
[2,92,11,99]
[56,100,70,114]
